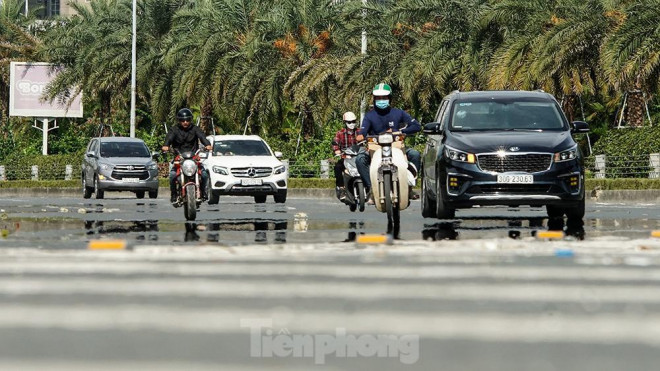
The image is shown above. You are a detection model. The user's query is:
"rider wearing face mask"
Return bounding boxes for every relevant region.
[355,83,422,201]
[332,111,359,200]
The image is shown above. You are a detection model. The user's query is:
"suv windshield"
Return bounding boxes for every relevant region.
[449,98,565,131]
[100,142,150,158]
[213,140,271,156]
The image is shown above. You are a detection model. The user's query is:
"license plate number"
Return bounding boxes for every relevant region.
[241,178,263,186]
[122,178,140,183]
[497,174,533,184]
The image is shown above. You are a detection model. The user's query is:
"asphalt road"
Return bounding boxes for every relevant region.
[0,195,659,370]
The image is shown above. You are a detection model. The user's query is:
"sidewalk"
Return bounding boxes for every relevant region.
[0,187,659,203]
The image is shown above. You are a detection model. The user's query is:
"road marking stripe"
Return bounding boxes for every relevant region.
[0,304,659,346]
[1,279,659,303]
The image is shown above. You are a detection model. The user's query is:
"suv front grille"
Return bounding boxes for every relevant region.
[231,167,272,178]
[477,154,552,173]
[112,165,149,180]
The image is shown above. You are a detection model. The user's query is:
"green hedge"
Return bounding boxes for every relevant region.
[589,126,660,178]
[0,152,83,181]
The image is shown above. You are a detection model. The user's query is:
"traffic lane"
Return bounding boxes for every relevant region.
[1,197,659,247]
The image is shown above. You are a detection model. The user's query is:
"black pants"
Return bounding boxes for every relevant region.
[334,159,346,187]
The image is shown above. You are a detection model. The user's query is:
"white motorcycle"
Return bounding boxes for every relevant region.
[368,133,415,237]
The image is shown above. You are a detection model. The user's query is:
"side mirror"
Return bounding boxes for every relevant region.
[151,151,160,160]
[571,121,590,133]
[423,122,442,134]
[198,152,208,159]
[86,151,96,158]
[274,151,283,159]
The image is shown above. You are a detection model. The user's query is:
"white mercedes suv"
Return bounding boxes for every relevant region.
[203,135,288,204]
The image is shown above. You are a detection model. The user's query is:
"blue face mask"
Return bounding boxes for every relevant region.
[375,99,390,109]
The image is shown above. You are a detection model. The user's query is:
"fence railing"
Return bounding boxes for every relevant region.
[0,154,659,181]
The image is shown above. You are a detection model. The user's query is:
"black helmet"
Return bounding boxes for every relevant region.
[177,108,193,122]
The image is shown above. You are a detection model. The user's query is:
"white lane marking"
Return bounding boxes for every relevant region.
[2,262,660,282]
[0,304,659,346]
[1,278,659,304]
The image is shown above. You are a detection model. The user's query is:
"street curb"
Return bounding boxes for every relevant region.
[0,187,658,202]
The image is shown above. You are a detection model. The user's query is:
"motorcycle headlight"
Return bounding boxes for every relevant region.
[182,159,197,177]
[378,134,394,144]
[445,146,475,163]
[554,146,578,162]
[147,163,158,170]
[274,165,286,175]
[212,165,228,175]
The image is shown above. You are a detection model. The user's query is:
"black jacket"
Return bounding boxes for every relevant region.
[164,124,211,153]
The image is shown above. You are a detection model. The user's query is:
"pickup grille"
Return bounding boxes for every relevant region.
[231,167,272,178]
[478,154,552,173]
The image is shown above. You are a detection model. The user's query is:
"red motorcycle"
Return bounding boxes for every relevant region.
[170,149,207,221]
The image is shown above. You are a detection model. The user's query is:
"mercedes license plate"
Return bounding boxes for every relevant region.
[497,174,533,184]
[122,178,140,183]
[241,178,263,186]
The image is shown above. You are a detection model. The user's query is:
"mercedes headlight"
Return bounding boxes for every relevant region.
[182,159,197,177]
[445,146,475,163]
[554,146,578,162]
[212,165,228,175]
[274,165,286,175]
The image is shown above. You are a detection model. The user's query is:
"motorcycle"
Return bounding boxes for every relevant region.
[340,144,367,212]
[368,132,415,237]
[167,149,208,221]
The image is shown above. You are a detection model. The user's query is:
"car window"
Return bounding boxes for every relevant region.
[449,98,565,131]
[100,142,150,158]
[213,140,271,156]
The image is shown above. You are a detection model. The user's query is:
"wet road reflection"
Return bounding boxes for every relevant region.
[422,217,586,241]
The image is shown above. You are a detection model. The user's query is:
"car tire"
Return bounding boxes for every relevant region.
[565,198,585,220]
[421,177,436,218]
[434,175,455,219]
[148,190,158,199]
[82,173,93,199]
[94,176,104,199]
[274,190,287,203]
[208,191,219,205]
[135,191,145,199]
[546,205,564,218]
[254,195,267,203]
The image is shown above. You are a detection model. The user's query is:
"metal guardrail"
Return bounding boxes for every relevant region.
[1,154,659,181]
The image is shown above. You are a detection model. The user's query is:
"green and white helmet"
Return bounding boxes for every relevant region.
[372,83,392,96]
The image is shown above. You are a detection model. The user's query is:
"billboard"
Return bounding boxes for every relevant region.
[9,62,83,118]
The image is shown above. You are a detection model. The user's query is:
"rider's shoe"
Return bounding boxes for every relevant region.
[409,190,420,200]
[335,186,347,201]
[366,193,375,205]
[170,194,177,203]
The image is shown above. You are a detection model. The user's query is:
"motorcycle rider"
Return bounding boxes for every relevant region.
[161,108,212,204]
[332,111,359,201]
[355,83,422,201]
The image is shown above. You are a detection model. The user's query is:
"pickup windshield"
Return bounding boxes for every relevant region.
[449,98,566,131]
[213,140,271,156]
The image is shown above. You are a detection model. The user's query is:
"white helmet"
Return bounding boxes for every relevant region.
[343,111,357,130]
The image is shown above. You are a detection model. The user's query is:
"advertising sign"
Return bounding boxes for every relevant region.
[9,62,83,118]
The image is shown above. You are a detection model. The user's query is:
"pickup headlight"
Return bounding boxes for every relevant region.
[212,165,228,175]
[445,146,475,164]
[274,165,286,175]
[554,146,578,162]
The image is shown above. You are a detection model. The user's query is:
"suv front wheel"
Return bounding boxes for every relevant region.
[435,176,455,219]
[82,173,93,199]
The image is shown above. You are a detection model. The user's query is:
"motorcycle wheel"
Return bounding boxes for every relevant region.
[184,184,197,221]
[383,173,400,237]
[349,203,357,212]
[135,191,145,199]
[357,182,366,212]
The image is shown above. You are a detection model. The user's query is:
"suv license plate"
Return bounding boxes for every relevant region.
[497,174,533,184]
[242,178,263,186]
[122,178,140,183]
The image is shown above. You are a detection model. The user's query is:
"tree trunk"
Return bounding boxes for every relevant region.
[200,93,213,135]
[625,90,644,127]
[561,94,577,123]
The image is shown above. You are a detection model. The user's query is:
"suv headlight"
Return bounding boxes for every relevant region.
[445,146,475,164]
[212,165,228,175]
[147,163,158,170]
[274,165,286,175]
[554,146,578,162]
[182,159,197,177]
[99,163,112,171]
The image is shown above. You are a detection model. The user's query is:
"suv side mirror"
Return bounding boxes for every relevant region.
[86,151,97,158]
[151,151,161,160]
[571,121,590,133]
[274,151,283,159]
[423,122,442,134]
